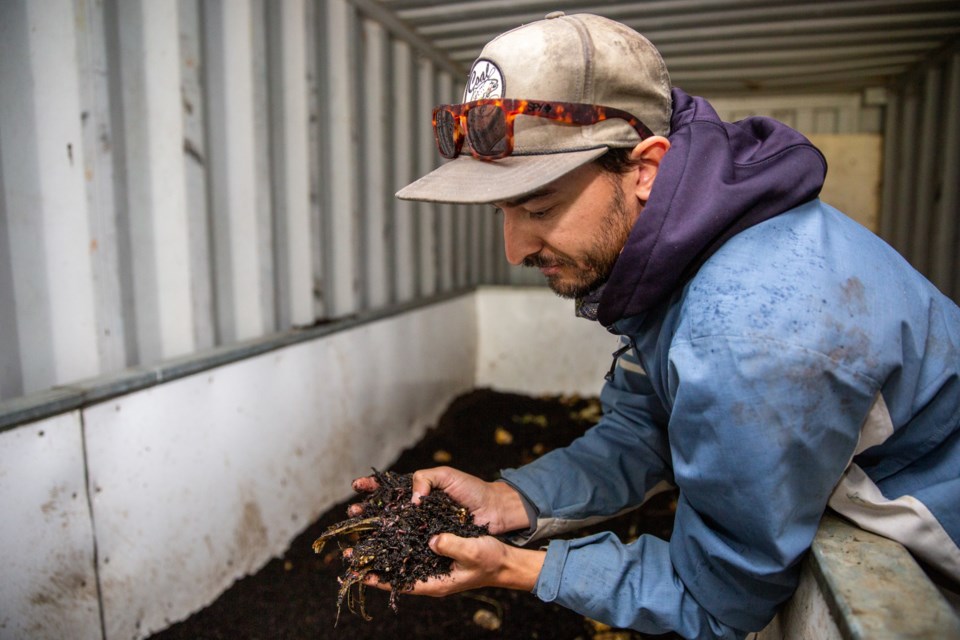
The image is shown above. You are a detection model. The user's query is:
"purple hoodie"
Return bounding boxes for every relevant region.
[597,89,828,327]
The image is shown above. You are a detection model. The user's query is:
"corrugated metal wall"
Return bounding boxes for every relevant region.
[0,0,507,402]
[2,0,958,406]
[881,49,960,302]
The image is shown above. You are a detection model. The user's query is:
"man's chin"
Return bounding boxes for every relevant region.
[548,286,578,299]
[545,275,602,300]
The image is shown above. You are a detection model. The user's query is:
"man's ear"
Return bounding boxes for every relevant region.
[628,136,671,202]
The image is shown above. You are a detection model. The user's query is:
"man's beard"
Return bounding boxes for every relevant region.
[523,180,636,299]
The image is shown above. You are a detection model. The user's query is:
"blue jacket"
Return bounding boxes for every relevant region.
[500,90,960,638]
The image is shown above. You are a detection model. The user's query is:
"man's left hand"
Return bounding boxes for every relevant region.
[362,534,546,596]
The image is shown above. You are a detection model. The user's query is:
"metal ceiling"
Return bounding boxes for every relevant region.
[376,0,960,96]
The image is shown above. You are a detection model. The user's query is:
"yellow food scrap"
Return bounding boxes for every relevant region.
[432,449,453,463]
[494,426,514,445]
[513,413,549,428]
[594,632,636,640]
[472,608,502,631]
[573,400,603,423]
[586,618,613,632]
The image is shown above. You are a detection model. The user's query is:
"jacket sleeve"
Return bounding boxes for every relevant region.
[509,334,874,637]
[660,335,871,631]
[499,341,674,541]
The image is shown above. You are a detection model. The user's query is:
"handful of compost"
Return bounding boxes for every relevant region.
[313,469,488,622]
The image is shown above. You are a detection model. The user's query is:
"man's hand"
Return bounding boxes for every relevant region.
[411,467,531,535]
[364,533,546,596]
[346,467,543,596]
[351,466,531,535]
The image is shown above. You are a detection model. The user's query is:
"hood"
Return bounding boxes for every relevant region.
[597,88,827,327]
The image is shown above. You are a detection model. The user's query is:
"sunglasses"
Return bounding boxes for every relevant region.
[432,98,654,161]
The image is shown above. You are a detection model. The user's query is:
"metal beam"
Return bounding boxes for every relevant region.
[438,11,960,52]
[346,0,463,76]
[666,43,937,70]
[416,4,960,37]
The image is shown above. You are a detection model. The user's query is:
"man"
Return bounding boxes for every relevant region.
[356,12,960,639]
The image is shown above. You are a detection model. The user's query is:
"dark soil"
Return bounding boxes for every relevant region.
[152,389,680,640]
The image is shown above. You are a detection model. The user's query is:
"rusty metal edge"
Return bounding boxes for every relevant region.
[807,512,960,640]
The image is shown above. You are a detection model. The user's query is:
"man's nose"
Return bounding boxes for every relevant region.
[501,212,542,266]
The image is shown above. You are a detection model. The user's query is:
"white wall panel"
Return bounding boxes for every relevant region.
[0,412,100,640]
[475,286,619,397]
[470,205,484,284]
[417,59,438,297]
[84,296,476,639]
[436,72,456,293]
[455,205,470,288]
[304,0,326,321]
[268,0,314,326]
[0,162,18,399]
[116,0,197,363]
[76,0,130,374]
[179,0,217,352]
[205,0,268,343]
[361,18,391,309]
[0,0,100,393]
[251,0,278,336]
[495,214,509,283]
[392,39,417,303]
[322,0,361,317]
[481,206,498,283]
[438,200,454,291]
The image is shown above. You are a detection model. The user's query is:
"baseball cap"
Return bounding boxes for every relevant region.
[396,12,672,204]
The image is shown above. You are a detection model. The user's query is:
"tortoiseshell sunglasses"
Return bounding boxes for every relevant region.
[432,98,654,161]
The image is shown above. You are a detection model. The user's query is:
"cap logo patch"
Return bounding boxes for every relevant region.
[463,59,504,101]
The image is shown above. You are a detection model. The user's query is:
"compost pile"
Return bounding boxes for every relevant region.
[313,469,488,621]
[152,389,681,640]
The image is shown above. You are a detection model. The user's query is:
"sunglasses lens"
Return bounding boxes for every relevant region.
[435,109,459,158]
[467,104,508,157]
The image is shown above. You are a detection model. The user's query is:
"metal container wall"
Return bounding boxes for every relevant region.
[881,50,960,302]
[0,0,507,402]
[2,0,958,406]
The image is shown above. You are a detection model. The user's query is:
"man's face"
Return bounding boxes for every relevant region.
[494,162,641,299]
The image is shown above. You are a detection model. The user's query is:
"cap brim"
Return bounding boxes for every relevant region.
[395,147,608,204]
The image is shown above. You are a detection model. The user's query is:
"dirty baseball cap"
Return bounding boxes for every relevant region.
[396,12,672,204]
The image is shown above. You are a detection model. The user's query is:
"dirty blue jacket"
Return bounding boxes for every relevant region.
[500,91,960,639]
[502,200,960,637]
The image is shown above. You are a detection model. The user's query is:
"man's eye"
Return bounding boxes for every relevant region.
[530,209,550,219]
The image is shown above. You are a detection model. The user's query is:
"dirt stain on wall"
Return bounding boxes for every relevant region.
[232,500,268,574]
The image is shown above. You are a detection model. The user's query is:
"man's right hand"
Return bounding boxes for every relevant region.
[350,467,531,535]
[410,467,531,535]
